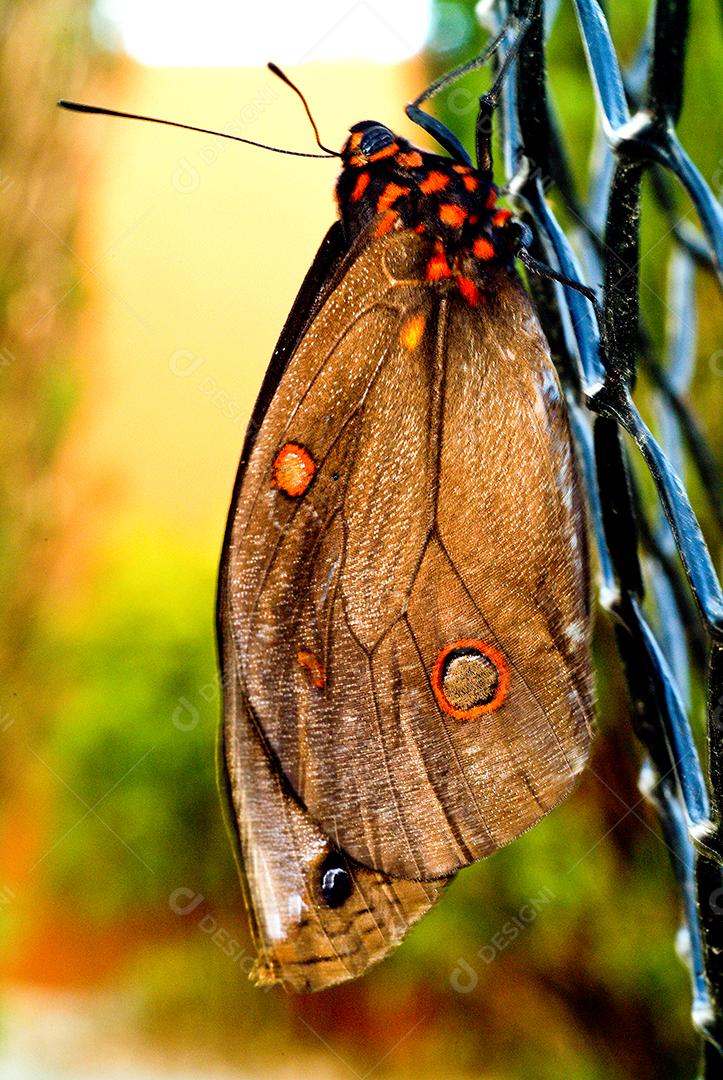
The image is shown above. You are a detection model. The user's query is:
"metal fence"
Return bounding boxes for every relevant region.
[478,0,722,1072]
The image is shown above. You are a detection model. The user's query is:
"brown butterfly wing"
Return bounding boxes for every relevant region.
[219,227,451,990]
[223,228,593,885]
[219,641,449,992]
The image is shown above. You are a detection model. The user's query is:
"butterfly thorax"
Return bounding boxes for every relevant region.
[335,121,515,307]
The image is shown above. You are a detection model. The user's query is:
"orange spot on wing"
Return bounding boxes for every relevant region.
[492,209,512,227]
[439,203,467,228]
[374,209,398,236]
[400,313,426,351]
[368,141,399,161]
[377,182,410,213]
[272,443,316,497]
[485,188,498,209]
[419,170,450,194]
[350,172,370,202]
[462,174,479,192]
[397,150,423,168]
[413,223,426,234]
[431,639,510,720]
[297,651,326,689]
[452,164,470,173]
[473,237,495,260]
[457,275,480,306]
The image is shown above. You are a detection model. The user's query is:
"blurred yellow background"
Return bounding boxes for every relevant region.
[62,61,425,555]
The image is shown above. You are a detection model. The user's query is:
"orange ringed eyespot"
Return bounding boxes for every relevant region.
[431,639,510,719]
[272,442,316,497]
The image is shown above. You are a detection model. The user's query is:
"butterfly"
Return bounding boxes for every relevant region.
[216,19,595,991]
[59,6,594,994]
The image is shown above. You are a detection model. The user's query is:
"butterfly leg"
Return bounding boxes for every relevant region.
[515,236,606,346]
[405,6,536,166]
[475,94,496,178]
[475,5,538,176]
[404,102,472,166]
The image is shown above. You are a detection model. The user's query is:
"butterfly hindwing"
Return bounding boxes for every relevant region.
[219,641,449,992]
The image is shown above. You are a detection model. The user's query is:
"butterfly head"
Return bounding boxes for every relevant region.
[341,120,406,166]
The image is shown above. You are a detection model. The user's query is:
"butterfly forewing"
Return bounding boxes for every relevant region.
[223,229,593,886]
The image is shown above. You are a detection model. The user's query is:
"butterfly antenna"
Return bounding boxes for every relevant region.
[411,0,539,108]
[267,62,341,157]
[56,100,338,160]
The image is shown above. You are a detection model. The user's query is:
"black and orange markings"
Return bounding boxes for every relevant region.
[335,123,514,309]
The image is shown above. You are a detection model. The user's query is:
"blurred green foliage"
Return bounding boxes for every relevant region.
[41,532,236,922]
[12,2,721,1078]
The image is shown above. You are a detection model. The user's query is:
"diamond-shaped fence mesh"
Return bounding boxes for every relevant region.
[457,0,722,1071]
